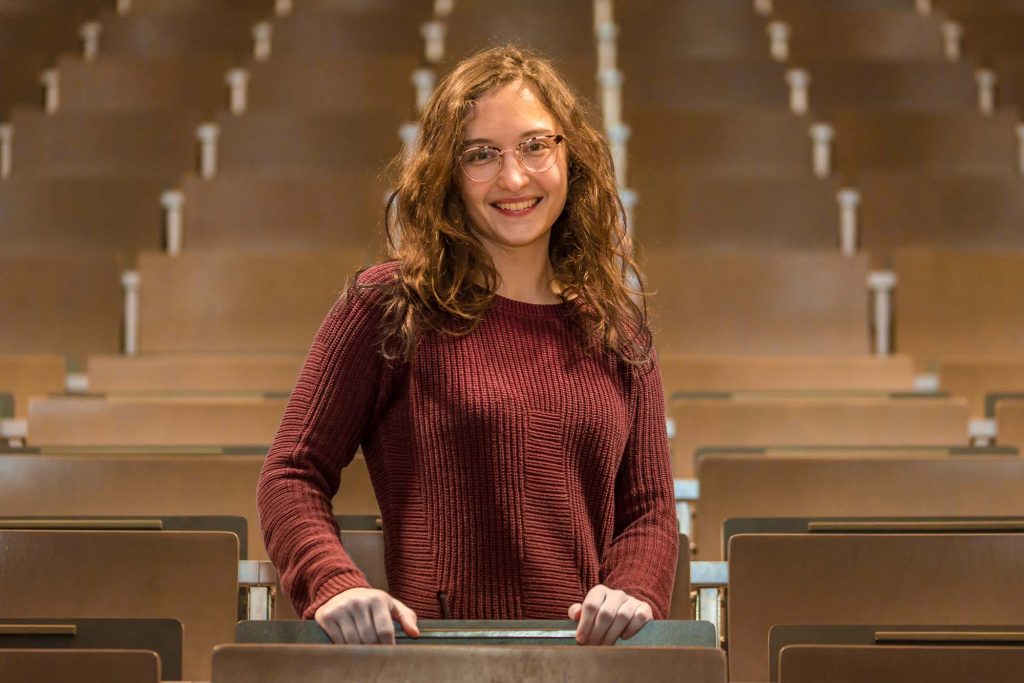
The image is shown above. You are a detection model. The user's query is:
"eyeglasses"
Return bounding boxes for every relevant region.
[459,134,566,182]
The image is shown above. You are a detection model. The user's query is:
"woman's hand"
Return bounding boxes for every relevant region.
[568,584,653,646]
[314,587,420,644]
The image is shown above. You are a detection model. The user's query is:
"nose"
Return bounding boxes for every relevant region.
[496,155,529,192]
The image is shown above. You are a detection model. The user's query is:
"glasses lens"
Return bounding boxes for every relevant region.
[518,136,560,173]
[460,146,501,181]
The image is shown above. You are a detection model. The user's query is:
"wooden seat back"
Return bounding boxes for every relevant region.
[937,357,1024,418]
[137,249,368,353]
[777,8,948,60]
[210,644,728,682]
[671,396,968,477]
[87,353,304,393]
[779,645,1024,683]
[644,249,870,356]
[0,249,124,358]
[0,354,64,418]
[0,649,160,683]
[728,533,1024,681]
[996,398,1024,450]
[0,452,379,561]
[696,455,1024,560]
[0,618,181,680]
[26,395,287,446]
[893,248,1024,366]
[0,529,238,680]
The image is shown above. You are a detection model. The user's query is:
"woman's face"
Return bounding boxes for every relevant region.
[457,82,568,261]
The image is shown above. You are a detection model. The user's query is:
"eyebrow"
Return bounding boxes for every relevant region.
[462,129,556,147]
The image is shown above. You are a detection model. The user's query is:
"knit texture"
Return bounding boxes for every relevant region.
[258,261,678,620]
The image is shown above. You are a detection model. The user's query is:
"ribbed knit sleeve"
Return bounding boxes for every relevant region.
[599,353,679,619]
[257,263,395,619]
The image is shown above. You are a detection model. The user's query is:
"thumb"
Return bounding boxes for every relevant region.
[567,602,582,621]
[391,597,420,638]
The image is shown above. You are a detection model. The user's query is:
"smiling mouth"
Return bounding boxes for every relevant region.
[492,198,541,212]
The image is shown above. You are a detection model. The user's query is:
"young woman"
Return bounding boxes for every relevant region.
[257,45,677,647]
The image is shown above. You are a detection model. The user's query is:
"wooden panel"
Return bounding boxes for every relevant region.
[94,10,261,60]
[831,110,1020,176]
[618,0,771,60]
[0,354,65,418]
[0,249,124,358]
[87,353,304,393]
[26,395,286,446]
[643,249,870,356]
[631,173,840,250]
[671,396,969,477]
[266,12,426,59]
[10,109,198,180]
[211,644,728,683]
[659,354,915,398]
[728,533,1024,681]
[0,452,379,562]
[779,645,1024,683]
[996,399,1024,450]
[179,173,385,250]
[0,649,159,683]
[0,530,238,680]
[800,62,977,115]
[779,9,948,60]
[623,60,788,111]
[937,357,1024,418]
[247,57,416,112]
[696,455,1024,560]
[0,176,165,250]
[137,249,369,353]
[893,248,1024,364]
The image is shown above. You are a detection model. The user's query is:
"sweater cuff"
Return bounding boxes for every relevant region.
[302,571,374,619]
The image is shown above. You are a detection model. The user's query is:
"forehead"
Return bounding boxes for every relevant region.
[463,82,558,141]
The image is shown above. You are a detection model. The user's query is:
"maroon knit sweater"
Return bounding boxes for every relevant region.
[257,262,678,620]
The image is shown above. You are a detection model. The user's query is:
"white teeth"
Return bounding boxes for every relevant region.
[494,198,539,211]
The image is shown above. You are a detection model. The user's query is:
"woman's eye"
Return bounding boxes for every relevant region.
[523,140,550,154]
[466,149,496,164]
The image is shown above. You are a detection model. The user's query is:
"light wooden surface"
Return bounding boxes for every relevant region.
[670,396,970,478]
[696,455,1024,560]
[729,533,1024,682]
[937,357,1024,418]
[0,649,160,683]
[0,354,65,418]
[87,353,304,393]
[779,645,1024,683]
[0,530,238,681]
[996,399,1024,450]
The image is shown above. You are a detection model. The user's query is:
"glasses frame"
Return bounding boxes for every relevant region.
[459,134,566,182]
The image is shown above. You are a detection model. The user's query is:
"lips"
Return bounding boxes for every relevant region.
[492,197,541,212]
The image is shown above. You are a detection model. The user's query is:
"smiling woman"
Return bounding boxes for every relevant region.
[257,45,678,650]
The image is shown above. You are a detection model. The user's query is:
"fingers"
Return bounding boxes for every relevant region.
[314,588,419,644]
[573,585,654,646]
[620,602,654,641]
[391,598,420,639]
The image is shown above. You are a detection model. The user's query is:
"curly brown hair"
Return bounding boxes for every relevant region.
[371,44,652,365]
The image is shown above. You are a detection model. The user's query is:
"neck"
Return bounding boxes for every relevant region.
[488,245,561,305]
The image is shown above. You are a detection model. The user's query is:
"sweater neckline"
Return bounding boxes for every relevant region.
[491,293,569,320]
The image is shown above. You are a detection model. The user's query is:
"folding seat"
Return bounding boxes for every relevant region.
[642,249,871,355]
[0,618,181,680]
[0,529,238,680]
[0,249,124,359]
[857,172,1024,264]
[262,10,428,60]
[133,249,370,354]
[777,644,1024,683]
[727,532,1024,681]
[996,397,1024,450]
[631,173,840,250]
[0,649,160,683]
[670,395,969,478]
[0,176,166,250]
[892,248,1024,365]
[623,61,789,114]
[996,56,1024,108]
[210,644,728,683]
